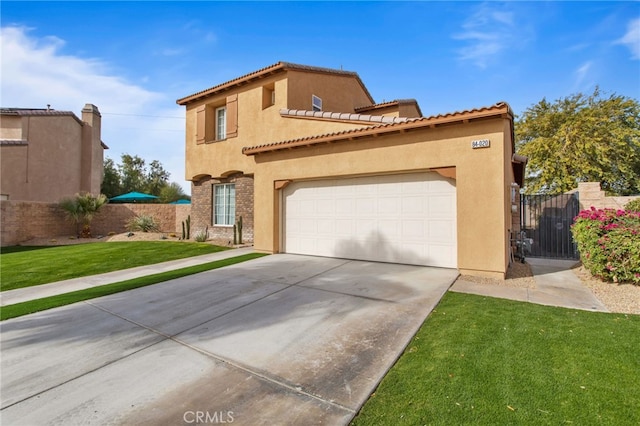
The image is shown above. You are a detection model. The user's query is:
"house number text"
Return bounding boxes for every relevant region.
[471,139,490,149]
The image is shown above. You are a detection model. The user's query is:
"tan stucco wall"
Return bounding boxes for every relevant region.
[0,115,23,139]
[249,118,513,278]
[0,145,29,198]
[1,115,82,202]
[286,70,373,112]
[1,107,104,203]
[184,72,376,180]
[81,105,104,196]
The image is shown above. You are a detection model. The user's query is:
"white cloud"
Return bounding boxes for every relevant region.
[615,18,640,59]
[0,26,188,191]
[453,4,525,69]
[574,61,593,89]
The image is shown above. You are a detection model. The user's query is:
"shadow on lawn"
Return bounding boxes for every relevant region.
[0,246,62,254]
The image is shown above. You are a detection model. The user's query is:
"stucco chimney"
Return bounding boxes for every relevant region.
[80,104,104,195]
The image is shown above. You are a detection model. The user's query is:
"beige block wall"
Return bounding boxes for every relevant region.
[250,118,512,278]
[1,201,76,246]
[1,201,192,246]
[577,182,640,210]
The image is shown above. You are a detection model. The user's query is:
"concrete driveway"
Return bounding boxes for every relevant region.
[1,254,458,425]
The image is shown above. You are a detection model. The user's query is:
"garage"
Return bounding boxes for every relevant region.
[283,172,457,268]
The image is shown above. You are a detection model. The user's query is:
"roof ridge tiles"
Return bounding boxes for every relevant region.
[279,108,409,124]
[177,61,374,105]
[245,102,511,155]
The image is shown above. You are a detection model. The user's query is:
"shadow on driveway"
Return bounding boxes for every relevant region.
[1,254,458,425]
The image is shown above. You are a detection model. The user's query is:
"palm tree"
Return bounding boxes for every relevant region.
[59,193,108,238]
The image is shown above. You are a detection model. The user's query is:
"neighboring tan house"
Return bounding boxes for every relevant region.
[0,104,107,202]
[177,62,526,278]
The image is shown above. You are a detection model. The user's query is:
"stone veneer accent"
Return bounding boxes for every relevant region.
[191,174,254,243]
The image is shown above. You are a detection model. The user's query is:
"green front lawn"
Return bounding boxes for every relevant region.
[0,242,229,291]
[1,253,268,321]
[352,292,639,425]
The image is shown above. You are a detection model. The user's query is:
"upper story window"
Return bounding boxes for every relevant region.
[262,84,275,109]
[312,95,322,112]
[216,106,226,140]
[196,94,237,144]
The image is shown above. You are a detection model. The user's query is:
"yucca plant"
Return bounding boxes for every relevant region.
[127,215,160,232]
[59,193,108,238]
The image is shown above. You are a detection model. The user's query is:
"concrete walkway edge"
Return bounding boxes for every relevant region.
[0,247,256,307]
[451,257,608,312]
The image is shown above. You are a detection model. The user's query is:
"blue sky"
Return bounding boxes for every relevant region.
[2,1,639,192]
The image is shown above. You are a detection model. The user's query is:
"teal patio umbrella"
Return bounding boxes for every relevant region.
[109,191,159,203]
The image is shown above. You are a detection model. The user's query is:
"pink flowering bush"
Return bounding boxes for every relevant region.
[571,207,640,284]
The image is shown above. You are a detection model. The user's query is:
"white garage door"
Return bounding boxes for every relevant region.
[283,172,457,268]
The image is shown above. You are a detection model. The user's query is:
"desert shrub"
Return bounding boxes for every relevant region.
[127,215,159,232]
[571,207,640,284]
[624,198,640,212]
[193,230,208,242]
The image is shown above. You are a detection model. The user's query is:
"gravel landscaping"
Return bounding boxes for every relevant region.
[572,265,640,315]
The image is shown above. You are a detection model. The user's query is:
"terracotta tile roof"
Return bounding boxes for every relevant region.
[176,61,374,105]
[243,102,512,156]
[355,99,423,117]
[279,108,410,124]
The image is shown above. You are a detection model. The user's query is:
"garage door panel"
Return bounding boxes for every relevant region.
[284,173,457,268]
[377,197,400,215]
[402,220,426,240]
[356,219,377,236]
[428,220,456,240]
[317,200,334,214]
[428,245,456,265]
[335,199,354,214]
[317,219,334,235]
[428,196,455,217]
[356,198,376,214]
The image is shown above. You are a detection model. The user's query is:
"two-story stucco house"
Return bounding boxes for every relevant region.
[0,104,107,202]
[177,62,526,278]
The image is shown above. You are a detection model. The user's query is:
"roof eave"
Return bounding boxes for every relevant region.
[176,61,374,106]
[243,103,512,156]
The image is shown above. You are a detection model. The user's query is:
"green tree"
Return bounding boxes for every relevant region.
[101,157,122,198]
[159,182,189,203]
[515,87,640,195]
[59,193,108,238]
[119,154,147,194]
[146,160,170,196]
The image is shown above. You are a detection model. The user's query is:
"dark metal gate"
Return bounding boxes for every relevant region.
[521,193,580,259]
